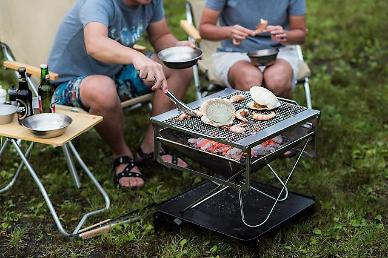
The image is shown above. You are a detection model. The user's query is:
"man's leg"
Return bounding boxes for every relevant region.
[228,61,263,91]
[263,59,293,98]
[139,57,192,167]
[79,75,144,188]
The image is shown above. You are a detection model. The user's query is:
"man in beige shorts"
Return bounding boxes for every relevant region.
[199,0,307,98]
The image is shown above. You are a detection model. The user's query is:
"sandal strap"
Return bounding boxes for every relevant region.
[137,147,154,161]
[114,163,144,185]
[113,156,134,169]
[171,153,178,165]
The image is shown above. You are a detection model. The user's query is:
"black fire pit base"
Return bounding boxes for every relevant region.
[154,181,315,242]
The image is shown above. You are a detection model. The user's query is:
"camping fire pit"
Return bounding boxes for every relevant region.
[151,88,320,241]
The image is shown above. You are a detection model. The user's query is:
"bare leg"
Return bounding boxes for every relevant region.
[263,59,293,98]
[139,56,192,167]
[79,75,143,188]
[228,61,263,91]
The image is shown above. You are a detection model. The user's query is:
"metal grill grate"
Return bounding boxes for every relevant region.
[163,92,306,142]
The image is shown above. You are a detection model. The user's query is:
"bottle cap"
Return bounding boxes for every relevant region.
[40,64,48,69]
[18,67,26,73]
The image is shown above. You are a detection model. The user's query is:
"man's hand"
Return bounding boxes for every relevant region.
[229,25,255,45]
[133,52,168,93]
[265,25,288,43]
[176,40,196,48]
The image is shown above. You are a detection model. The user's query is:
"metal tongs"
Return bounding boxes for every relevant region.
[165,90,199,117]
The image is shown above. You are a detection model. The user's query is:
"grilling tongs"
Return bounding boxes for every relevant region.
[165,89,199,117]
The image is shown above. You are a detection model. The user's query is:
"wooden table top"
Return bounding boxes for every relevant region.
[0,105,102,146]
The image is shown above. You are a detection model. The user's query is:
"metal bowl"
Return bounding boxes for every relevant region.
[158,46,202,69]
[248,48,279,67]
[22,113,72,138]
[0,105,17,125]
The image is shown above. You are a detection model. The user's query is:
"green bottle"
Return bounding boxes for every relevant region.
[38,64,54,113]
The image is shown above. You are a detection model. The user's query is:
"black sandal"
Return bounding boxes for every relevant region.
[113,156,144,188]
[136,147,189,168]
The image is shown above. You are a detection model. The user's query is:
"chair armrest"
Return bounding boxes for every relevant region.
[296,60,311,81]
[3,60,59,81]
[180,20,202,43]
[132,44,147,53]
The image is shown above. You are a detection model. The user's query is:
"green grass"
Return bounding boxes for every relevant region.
[0,0,387,257]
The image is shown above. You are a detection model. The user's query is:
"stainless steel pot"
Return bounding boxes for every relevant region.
[158,46,202,69]
[22,113,72,138]
[248,48,279,67]
[0,104,17,125]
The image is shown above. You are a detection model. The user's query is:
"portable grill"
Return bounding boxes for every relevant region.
[151,88,320,241]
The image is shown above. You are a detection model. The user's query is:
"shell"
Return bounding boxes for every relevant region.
[249,86,280,110]
[200,98,236,127]
[254,18,268,35]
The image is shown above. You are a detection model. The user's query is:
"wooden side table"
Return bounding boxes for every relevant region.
[0,106,111,237]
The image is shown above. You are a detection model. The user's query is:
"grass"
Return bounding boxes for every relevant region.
[0,0,387,257]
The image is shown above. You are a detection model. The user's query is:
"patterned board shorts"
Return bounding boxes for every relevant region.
[52,64,151,111]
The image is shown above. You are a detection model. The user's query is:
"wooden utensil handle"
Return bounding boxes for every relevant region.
[3,60,59,81]
[79,224,112,239]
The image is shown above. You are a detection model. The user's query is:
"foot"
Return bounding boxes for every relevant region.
[136,145,189,169]
[113,156,144,188]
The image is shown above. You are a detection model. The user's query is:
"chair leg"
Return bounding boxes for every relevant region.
[303,77,312,109]
[193,64,202,100]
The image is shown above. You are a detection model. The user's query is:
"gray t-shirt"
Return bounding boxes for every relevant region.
[206,0,306,52]
[48,0,164,83]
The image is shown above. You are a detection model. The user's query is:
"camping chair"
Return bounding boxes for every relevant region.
[180,0,313,109]
[0,0,149,237]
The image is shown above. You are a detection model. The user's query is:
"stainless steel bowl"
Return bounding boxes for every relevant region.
[248,48,279,66]
[158,46,202,69]
[22,113,72,138]
[0,105,17,125]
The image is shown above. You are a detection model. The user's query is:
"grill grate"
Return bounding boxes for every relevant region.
[163,91,306,142]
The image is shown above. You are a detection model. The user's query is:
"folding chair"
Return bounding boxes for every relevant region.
[180,0,313,109]
[0,0,149,237]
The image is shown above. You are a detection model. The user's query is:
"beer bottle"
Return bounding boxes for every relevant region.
[16,67,33,124]
[8,85,18,106]
[38,64,54,113]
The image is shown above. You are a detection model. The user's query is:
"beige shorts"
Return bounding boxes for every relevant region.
[212,45,300,89]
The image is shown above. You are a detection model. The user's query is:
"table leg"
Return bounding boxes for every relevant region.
[62,143,81,189]
[67,141,111,235]
[0,141,34,193]
[10,139,72,236]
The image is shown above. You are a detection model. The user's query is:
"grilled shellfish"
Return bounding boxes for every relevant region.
[247,86,280,110]
[200,98,236,127]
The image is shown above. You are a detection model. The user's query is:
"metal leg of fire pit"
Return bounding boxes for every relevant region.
[0,140,34,193]
[179,169,244,213]
[6,139,110,237]
[239,138,309,228]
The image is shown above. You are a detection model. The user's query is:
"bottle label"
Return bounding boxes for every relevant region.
[16,99,32,120]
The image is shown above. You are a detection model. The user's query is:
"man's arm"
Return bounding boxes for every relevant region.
[84,22,142,64]
[265,16,307,45]
[147,19,178,52]
[84,22,167,91]
[199,7,255,44]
